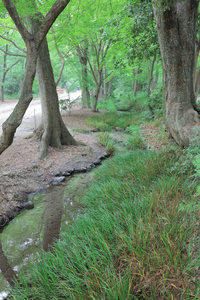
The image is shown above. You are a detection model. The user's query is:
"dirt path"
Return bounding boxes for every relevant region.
[0,96,106,222]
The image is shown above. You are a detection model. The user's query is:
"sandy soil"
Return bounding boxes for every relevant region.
[0,98,106,222]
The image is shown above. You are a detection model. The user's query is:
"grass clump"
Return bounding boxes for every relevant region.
[10,150,200,299]
[86,111,141,132]
[97,132,115,155]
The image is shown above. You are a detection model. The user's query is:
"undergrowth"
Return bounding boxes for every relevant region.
[86,112,141,132]
[9,150,200,299]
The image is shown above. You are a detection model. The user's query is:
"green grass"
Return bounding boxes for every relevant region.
[9,150,200,299]
[86,111,141,132]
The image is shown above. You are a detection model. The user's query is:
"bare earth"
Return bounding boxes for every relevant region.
[0,98,106,221]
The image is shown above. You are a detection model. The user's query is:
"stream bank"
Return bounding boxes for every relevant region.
[0,149,111,298]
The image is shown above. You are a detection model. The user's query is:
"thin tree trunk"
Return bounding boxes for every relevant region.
[147,52,157,97]
[76,44,90,108]
[154,1,200,146]
[1,45,8,102]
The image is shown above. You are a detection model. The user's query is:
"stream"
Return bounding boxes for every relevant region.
[0,131,130,299]
[0,171,94,299]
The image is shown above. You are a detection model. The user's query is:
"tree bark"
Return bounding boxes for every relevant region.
[31,18,78,159]
[147,52,157,97]
[0,0,71,156]
[154,0,200,146]
[76,44,90,108]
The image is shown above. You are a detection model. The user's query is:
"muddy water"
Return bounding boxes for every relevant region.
[0,172,94,299]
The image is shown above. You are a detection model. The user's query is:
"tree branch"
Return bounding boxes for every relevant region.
[35,0,70,48]
[0,48,26,57]
[2,0,31,43]
[0,34,26,53]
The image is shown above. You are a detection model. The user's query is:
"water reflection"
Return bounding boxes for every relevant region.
[0,181,82,297]
[43,185,64,252]
[0,239,17,287]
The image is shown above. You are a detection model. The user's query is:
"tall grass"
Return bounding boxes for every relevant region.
[86,112,141,131]
[10,150,200,299]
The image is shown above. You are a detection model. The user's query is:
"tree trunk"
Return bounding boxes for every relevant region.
[36,33,78,159]
[154,1,200,146]
[147,52,157,97]
[92,82,101,112]
[0,0,71,156]
[1,45,8,102]
[81,62,90,108]
[0,43,38,154]
[76,44,90,108]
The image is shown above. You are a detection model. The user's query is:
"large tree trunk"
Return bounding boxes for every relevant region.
[36,36,78,159]
[154,1,200,146]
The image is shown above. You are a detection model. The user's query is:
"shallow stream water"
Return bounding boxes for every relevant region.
[0,130,130,299]
[0,172,94,299]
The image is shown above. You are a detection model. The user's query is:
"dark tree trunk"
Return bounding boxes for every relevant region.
[33,18,78,159]
[0,43,38,154]
[154,0,200,146]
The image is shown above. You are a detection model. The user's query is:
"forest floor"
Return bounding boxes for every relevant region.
[0,99,171,222]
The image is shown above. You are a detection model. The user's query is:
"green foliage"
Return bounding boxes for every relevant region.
[10,150,200,299]
[97,132,115,155]
[126,125,146,149]
[97,97,117,112]
[97,132,110,146]
[86,112,141,132]
[148,86,163,117]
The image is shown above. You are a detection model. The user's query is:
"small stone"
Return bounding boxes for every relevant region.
[0,216,5,226]
[24,201,34,210]
[115,127,124,132]
[62,171,71,176]
[80,167,87,173]
[51,176,65,185]
[66,168,75,174]
[54,171,61,176]
[87,163,95,171]
[93,159,101,166]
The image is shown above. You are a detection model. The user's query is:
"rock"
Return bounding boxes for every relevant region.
[54,171,62,176]
[100,151,110,159]
[93,159,101,166]
[51,176,65,185]
[116,127,124,132]
[80,167,87,173]
[66,168,75,174]
[24,201,34,210]
[87,163,95,171]
[62,171,71,176]
[0,216,6,226]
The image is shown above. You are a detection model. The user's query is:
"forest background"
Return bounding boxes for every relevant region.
[1,0,200,299]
